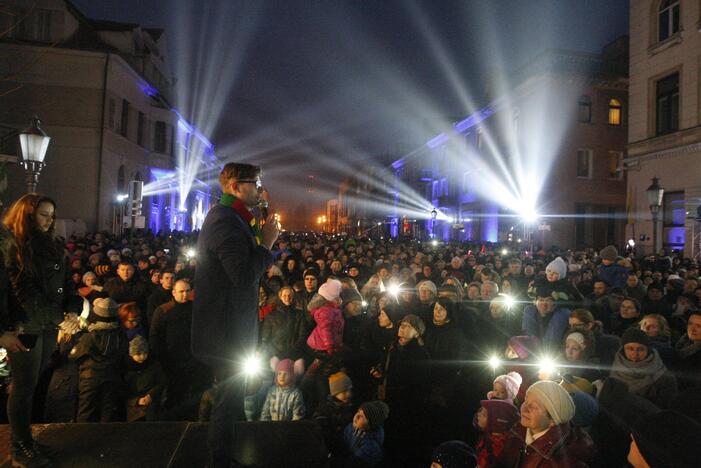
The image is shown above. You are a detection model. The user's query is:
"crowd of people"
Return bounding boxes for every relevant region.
[1,192,700,467]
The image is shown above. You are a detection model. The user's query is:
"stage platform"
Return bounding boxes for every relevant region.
[0,421,329,467]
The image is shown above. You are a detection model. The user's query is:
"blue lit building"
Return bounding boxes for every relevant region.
[0,0,220,234]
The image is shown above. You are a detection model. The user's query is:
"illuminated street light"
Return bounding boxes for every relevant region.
[19,116,50,193]
[488,355,501,370]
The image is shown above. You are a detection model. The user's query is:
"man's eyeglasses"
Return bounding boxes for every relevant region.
[238,179,263,189]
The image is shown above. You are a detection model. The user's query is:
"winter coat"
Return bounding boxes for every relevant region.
[191,203,273,367]
[342,424,384,467]
[522,306,571,348]
[44,336,80,422]
[260,303,308,360]
[360,323,396,368]
[1,233,66,333]
[259,385,305,421]
[69,324,128,382]
[146,286,172,326]
[383,339,430,410]
[314,395,355,454]
[124,357,167,422]
[476,431,510,468]
[609,347,677,408]
[104,276,149,309]
[307,302,344,354]
[672,335,701,390]
[608,314,639,337]
[149,300,194,365]
[501,422,595,468]
[592,329,620,367]
[596,263,629,289]
[424,321,466,387]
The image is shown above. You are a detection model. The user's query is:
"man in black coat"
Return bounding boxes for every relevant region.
[192,162,279,468]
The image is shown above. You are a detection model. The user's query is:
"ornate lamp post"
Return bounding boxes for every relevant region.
[646,177,664,255]
[19,117,51,193]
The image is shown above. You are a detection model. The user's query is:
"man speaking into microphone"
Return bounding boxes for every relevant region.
[192,162,279,467]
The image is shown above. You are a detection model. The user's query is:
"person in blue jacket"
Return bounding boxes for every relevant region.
[522,284,571,349]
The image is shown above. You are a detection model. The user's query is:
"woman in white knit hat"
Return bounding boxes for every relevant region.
[500,380,595,467]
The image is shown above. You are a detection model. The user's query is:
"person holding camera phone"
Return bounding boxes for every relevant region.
[1,193,65,467]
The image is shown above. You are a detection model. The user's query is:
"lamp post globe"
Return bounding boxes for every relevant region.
[19,116,50,193]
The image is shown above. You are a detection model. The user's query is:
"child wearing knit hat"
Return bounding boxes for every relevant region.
[124,336,167,422]
[314,372,355,458]
[342,400,389,467]
[487,371,523,405]
[260,358,306,421]
[474,399,520,468]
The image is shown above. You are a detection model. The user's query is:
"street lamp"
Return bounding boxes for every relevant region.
[430,208,438,220]
[646,177,664,255]
[19,116,50,193]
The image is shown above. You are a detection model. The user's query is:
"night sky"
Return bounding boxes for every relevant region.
[72,0,629,224]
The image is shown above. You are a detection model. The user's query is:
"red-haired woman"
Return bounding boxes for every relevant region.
[1,193,65,466]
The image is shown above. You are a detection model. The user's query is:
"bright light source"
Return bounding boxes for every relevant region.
[431,240,438,247]
[521,209,539,224]
[488,355,501,370]
[377,222,382,226]
[501,248,508,256]
[537,356,558,377]
[185,248,196,258]
[517,238,522,243]
[388,284,400,297]
[116,193,129,202]
[500,294,515,310]
[242,354,262,377]
[628,239,635,247]
[361,300,368,308]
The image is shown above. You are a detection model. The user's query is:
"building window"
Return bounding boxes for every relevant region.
[608,151,623,179]
[658,0,680,42]
[608,98,622,125]
[656,72,679,136]
[108,99,116,129]
[662,190,685,250]
[120,100,130,138]
[137,112,145,146]
[578,95,592,123]
[576,149,593,179]
[154,121,166,153]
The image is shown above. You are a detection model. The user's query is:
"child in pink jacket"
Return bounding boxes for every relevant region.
[307,279,344,355]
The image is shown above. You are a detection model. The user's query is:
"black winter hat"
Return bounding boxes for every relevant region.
[340,288,363,305]
[632,410,701,468]
[360,400,389,430]
[622,328,650,348]
[431,440,477,468]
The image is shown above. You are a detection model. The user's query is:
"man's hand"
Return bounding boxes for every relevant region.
[261,213,280,250]
[0,331,29,353]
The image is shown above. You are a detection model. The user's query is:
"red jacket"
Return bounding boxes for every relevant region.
[501,422,595,468]
[306,302,344,354]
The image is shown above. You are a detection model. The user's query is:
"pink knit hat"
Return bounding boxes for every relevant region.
[491,371,523,401]
[318,279,342,302]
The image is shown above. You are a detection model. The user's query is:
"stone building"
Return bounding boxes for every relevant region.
[0,0,219,234]
[626,0,701,256]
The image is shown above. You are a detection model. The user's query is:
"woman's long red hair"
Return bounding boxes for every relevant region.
[2,193,56,275]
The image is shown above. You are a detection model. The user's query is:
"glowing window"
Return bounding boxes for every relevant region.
[578,95,592,123]
[608,98,622,125]
[658,0,680,42]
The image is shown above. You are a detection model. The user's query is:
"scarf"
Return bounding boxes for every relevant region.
[675,335,701,359]
[610,348,667,394]
[220,193,262,245]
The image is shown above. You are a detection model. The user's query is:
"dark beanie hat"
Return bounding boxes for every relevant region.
[431,440,477,468]
[632,410,701,468]
[600,245,618,262]
[360,401,389,430]
[302,268,318,279]
[340,288,363,305]
[383,303,405,326]
[622,328,650,348]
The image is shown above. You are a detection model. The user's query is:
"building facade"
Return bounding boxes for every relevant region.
[626,0,701,256]
[391,39,629,248]
[0,0,219,234]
